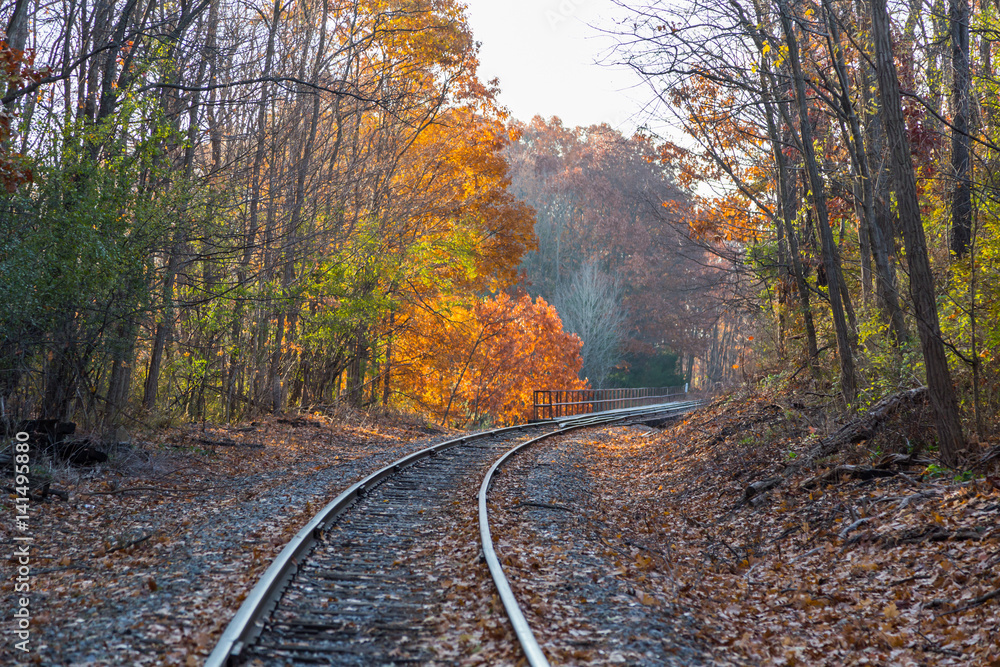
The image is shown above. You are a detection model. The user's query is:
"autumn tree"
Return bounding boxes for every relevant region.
[608,0,988,458]
[870,0,966,462]
[393,293,586,426]
[0,0,546,430]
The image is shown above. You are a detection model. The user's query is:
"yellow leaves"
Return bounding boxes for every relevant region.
[394,293,585,424]
[882,602,900,619]
[392,108,535,293]
[634,553,654,571]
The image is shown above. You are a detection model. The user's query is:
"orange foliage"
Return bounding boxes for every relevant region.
[395,293,586,426]
[0,42,46,192]
[682,192,764,244]
[660,75,773,245]
[390,108,537,295]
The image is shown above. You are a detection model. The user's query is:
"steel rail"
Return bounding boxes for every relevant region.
[207,398,703,667]
[478,398,704,667]
[205,421,548,667]
[555,399,704,430]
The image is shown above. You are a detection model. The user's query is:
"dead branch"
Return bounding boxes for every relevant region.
[792,387,928,471]
[882,524,984,547]
[937,587,1000,616]
[99,532,155,556]
[193,438,265,448]
[801,465,897,489]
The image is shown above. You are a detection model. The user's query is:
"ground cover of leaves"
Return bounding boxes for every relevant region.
[1,411,459,666]
[7,389,999,666]
[489,432,708,665]
[496,389,999,666]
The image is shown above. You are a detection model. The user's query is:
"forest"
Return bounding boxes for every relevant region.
[0,0,721,432]
[0,0,998,448]
[3,1,1000,665]
[609,0,1000,464]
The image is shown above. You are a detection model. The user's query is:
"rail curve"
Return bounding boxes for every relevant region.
[207,398,702,666]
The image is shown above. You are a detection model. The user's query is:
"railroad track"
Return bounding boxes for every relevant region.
[207,399,702,666]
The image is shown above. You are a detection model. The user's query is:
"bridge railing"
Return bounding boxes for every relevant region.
[531,385,688,421]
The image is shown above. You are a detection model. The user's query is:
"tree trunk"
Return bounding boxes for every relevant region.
[347,331,368,408]
[42,333,77,422]
[142,246,179,410]
[226,0,281,420]
[778,0,857,403]
[382,311,395,406]
[825,0,907,344]
[755,50,819,366]
[870,0,966,465]
[859,9,909,342]
[104,320,137,428]
[949,0,972,256]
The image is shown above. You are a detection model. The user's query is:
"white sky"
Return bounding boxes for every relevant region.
[461,0,652,134]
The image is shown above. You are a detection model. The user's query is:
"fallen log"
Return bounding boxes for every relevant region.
[791,387,927,471]
[738,388,929,505]
[55,438,109,465]
[800,465,897,489]
[741,477,783,505]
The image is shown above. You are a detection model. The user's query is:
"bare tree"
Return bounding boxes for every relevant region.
[554,261,629,388]
[949,0,972,256]
[777,0,857,403]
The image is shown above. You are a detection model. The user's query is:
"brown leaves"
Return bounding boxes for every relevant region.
[574,390,1000,665]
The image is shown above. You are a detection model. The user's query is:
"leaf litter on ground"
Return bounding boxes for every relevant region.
[489,387,1000,666]
[1,411,464,666]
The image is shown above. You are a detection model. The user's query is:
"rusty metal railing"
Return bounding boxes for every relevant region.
[531,385,687,421]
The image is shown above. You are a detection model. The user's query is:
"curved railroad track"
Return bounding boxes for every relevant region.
[207,399,702,666]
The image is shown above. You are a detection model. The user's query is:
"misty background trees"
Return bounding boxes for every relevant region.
[505,117,723,389]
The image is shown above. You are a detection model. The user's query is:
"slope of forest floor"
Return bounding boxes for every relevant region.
[1,410,456,666]
[557,387,1000,666]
